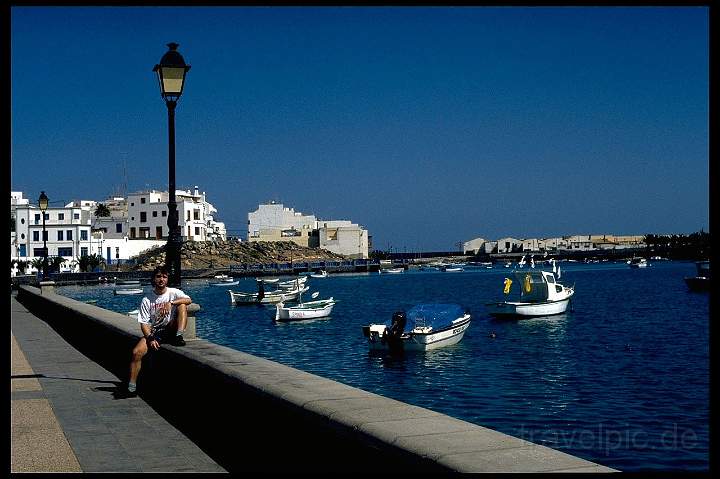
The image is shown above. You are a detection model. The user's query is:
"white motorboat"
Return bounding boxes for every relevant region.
[274,292,336,321]
[485,270,574,318]
[262,276,308,290]
[362,304,471,352]
[229,279,309,305]
[115,279,141,286]
[628,258,649,268]
[380,267,404,274]
[209,274,239,286]
[310,270,328,278]
[442,266,464,272]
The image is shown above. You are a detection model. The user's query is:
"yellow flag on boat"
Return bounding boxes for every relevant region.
[523,273,533,293]
[503,277,512,294]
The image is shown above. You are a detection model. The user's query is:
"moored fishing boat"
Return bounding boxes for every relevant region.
[684,260,710,291]
[362,303,471,352]
[229,278,309,305]
[310,270,328,278]
[485,269,574,318]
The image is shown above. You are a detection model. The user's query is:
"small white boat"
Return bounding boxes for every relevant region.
[380,267,404,274]
[628,258,649,268]
[114,287,143,295]
[209,275,239,286]
[310,270,328,278]
[229,279,309,305]
[275,292,336,321]
[260,276,308,288]
[442,266,464,272]
[363,304,471,352]
[115,279,141,286]
[485,270,574,318]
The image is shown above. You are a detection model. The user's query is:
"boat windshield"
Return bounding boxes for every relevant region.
[399,303,466,332]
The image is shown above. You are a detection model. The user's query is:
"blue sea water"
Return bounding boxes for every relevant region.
[57,260,709,472]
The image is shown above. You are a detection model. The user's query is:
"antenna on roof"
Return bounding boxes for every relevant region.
[121,157,128,198]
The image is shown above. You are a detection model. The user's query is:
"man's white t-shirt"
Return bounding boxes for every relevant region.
[138,287,190,332]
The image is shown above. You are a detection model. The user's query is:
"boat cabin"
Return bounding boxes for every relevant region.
[512,270,564,302]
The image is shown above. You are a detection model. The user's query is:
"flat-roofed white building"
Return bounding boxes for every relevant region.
[463,237,487,255]
[248,202,317,247]
[496,237,523,253]
[248,202,369,258]
[91,197,129,240]
[127,186,226,242]
[521,238,540,252]
[12,199,94,269]
[317,220,369,259]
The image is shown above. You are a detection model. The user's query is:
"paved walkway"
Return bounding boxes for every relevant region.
[10,295,225,473]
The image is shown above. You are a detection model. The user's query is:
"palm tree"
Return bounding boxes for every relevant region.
[94,203,111,217]
[77,253,105,272]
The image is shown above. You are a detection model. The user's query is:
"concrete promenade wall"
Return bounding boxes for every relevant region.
[16,285,617,473]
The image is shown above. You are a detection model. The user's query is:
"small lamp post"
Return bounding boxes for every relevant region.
[38,191,49,280]
[154,42,191,286]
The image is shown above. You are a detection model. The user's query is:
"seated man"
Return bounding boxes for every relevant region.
[125,265,191,396]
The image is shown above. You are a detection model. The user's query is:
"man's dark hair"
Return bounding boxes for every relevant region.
[152,265,169,277]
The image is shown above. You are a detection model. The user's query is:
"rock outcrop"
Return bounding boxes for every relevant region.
[129,240,347,271]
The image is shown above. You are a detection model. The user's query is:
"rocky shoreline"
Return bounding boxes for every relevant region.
[129,240,347,271]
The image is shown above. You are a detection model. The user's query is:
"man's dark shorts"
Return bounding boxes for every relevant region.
[152,319,179,344]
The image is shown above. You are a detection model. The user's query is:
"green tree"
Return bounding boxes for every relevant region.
[30,256,66,274]
[94,203,111,217]
[77,253,105,272]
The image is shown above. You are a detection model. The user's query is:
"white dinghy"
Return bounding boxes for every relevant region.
[274,291,336,321]
[209,274,239,286]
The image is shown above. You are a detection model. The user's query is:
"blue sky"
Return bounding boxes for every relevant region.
[11,6,709,252]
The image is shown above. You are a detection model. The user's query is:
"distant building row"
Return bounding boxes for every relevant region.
[10,187,226,271]
[462,234,647,255]
[10,191,370,273]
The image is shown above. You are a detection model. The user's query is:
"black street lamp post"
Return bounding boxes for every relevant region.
[154,42,190,287]
[38,191,49,280]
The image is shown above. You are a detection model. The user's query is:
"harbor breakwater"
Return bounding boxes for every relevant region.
[15,285,615,473]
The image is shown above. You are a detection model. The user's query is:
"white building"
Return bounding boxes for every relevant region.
[496,237,523,254]
[12,198,94,271]
[317,220,369,259]
[91,197,129,239]
[127,186,226,242]
[11,187,227,272]
[463,237,487,255]
[248,202,317,247]
[247,201,369,258]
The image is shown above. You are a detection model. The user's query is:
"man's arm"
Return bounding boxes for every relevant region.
[140,323,152,339]
[170,296,192,306]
